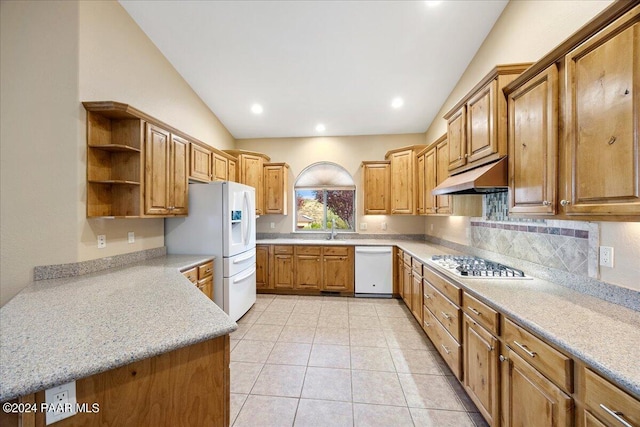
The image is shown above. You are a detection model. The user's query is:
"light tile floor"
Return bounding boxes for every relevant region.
[230,294,489,427]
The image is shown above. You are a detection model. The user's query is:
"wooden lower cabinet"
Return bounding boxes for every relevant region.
[8,336,230,427]
[258,245,354,294]
[501,349,572,427]
[582,367,640,427]
[182,260,213,300]
[411,270,422,323]
[402,262,412,306]
[255,245,271,290]
[463,314,499,426]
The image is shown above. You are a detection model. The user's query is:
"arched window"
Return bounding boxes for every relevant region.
[294,162,355,232]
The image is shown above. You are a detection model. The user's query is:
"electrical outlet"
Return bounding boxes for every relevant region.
[128,231,135,243]
[381,222,387,231]
[97,235,106,249]
[360,223,367,230]
[599,246,614,268]
[270,222,275,229]
[45,381,77,424]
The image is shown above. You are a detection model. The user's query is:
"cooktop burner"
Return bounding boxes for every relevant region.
[431,255,529,279]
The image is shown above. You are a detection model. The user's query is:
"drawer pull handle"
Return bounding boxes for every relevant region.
[513,341,536,358]
[499,355,507,362]
[468,307,481,316]
[424,322,430,328]
[441,344,451,355]
[441,311,452,320]
[599,404,633,427]
[424,294,431,299]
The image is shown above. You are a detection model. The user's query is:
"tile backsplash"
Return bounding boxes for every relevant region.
[471,192,598,278]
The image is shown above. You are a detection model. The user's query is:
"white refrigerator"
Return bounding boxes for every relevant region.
[165,181,256,321]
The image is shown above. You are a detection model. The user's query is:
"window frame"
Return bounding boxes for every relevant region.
[293,162,356,233]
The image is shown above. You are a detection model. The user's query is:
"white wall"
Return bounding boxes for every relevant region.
[0,1,236,306]
[236,134,427,235]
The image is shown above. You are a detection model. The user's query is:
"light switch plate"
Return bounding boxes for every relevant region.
[128,231,135,243]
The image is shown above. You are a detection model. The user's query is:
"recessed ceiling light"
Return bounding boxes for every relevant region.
[425,1,442,7]
[315,124,326,132]
[251,103,263,114]
[391,97,404,109]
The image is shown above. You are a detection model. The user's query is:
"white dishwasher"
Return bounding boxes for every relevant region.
[355,246,393,297]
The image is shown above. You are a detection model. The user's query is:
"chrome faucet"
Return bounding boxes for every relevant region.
[328,218,337,240]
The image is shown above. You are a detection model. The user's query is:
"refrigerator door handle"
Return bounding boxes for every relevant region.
[233,251,255,264]
[243,191,251,246]
[233,267,256,284]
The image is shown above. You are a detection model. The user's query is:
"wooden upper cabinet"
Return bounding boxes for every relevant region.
[435,136,453,215]
[264,163,289,215]
[444,64,531,174]
[189,143,212,182]
[144,124,188,216]
[564,9,640,216]
[362,161,391,215]
[385,145,426,215]
[447,107,467,170]
[212,152,228,181]
[424,148,437,214]
[416,154,426,214]
[507,64,558,215]
[169,134,189,215]
[225,150,271,215]
[144,124,171,215]
[228,158,237,182]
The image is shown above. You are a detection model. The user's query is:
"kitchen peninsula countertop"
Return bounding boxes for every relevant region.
[258,237,640,398]
[0,255,237,402]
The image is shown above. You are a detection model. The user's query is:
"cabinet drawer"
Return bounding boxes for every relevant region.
[423,266,461,305]
[584,368,640,427]
[198,261,214,279]
[503,317,572,392]
[403,252,412,265]
[423,280,461,342]
[463,292,499,335]
[323,246,350,256]
[412,258,423,275]
[182,267,198,284]
[296,246,322,256]
[423,305,462,379]
[274,245,293,255]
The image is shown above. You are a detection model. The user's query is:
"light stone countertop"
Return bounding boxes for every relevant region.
[258,238,640,398]
[0,255,237,402]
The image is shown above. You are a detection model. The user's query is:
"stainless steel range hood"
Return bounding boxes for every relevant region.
[432,157,508,195]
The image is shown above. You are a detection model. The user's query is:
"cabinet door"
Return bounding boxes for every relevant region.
[190,143,212,182]
[240,155,264,215]
[411,272,422,322]
[363,162,390,214]
[417,155,426,214]
[447,107,466,170]
[564,16,640,216]
[256,245,271,290]
[467,80,498,164]
[323,255,353,292]
[144,124,170,215]
[424,148,437,214]
[274,255,293,289]
[508,64,558,215]
[390,150,415,214]
[228,159,237,182]
[295,255,322,290]
[436,138,452,214]
[169,134,189,215]
[501,349,572,427]
[213,153,228,181]
[396,251,404,297]
[402,263,412,306]
[264,164,288,215]
[463,315,499,427]
[197,276,213,300]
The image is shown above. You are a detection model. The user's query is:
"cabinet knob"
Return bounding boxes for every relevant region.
[542,201,550,206]
[560,199,570,207]
[499,355,507,362]
[464,154,469,158]
[458,156,462,160]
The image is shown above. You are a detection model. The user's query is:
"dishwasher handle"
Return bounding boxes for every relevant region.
[355,247,393,254]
